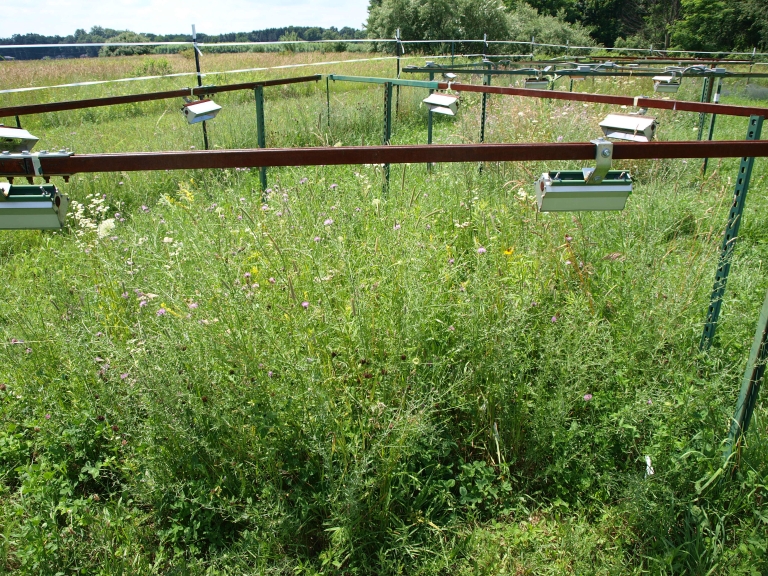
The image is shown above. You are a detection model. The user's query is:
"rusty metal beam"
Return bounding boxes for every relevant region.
[2,141,767,178]
[0,75,322,118]
[434,82,768,118]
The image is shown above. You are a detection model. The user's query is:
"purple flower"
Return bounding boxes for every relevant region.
[120,373,129,379]
[268,371,274,377]
[300,177,308,184]
[244,272,251,279]
[261,205,269,211]
[45,413,51,420]
[314,236,322,242]
[448,325,455,331]
[157,308,166,316]
[301,301,309,309]
[188,302,198,309]
[268,277,276,284]
[565,260,572,266]
[237,215,243,220]
[141,205,149,213]
[583,393,593,401]
[647,399,653,405]
[355,207,361,212]
[393,223,401,230]
[275,211,283,217]
[139,300,148,308]
[557,135,564,142]
[565,235,573,242]
[477,247,487,254]
[448,258,455,265]
[330,183,338,189]
[551,315,558,323]
[324,218,333,226]
[119,181,124,186]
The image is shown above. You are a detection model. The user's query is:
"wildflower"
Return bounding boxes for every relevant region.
[647,399,653,405]
[157,308,166,316]
[244,272,251,279]
[355,207,361,212]
[188,302,198,309]
[141,205,149,213]
[237,215,243,220]
[268,277,276,284]
[531,301,538,307]
[163,237,173,243]
[45,414,51,420]
[275,211,283,217]
[565,260,572,266]
[448,258,455,265]
[97,218,115,238]
[261,205,269,211]
[565,234,573,242]
[314,236,322,242]
[301,301,309,309]
[583,393,593,401]
[324,218,333,226]
[504,248,514,256]
[121,373,129,379]
[330,183,338,189]
[119,181,124,186]
[25,348,32,354]
[477,246,487,254]
[268,371,274,377]
[139,300,148,308]
[557,135,564,142]
[448,325,455,331]
[551,315,558,322]
[300,177,308,184]
[393,223,401,231]
[330,205,337,211]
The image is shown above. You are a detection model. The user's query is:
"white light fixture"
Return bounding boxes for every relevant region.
[653,75,680,93]
[524,77,549,89]
[534,139,632,212]
[181,99,222,124]
[423,93,459,116]
[599,113,658,142]
[0,182,69,229]
[0,126,40,153]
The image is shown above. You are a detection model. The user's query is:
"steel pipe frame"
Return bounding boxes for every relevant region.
[404,66,768,80]
[2,140,767,179]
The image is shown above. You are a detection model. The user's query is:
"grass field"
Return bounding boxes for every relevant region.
[1,51,768,575]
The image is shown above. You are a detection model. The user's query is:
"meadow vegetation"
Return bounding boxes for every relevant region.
[1,52,768,574]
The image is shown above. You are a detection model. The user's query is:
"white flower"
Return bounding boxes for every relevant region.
[96,218,115,238]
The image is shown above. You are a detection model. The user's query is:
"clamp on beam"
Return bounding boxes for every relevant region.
[584,138,613,184]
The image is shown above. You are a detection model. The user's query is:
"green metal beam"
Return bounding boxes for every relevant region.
[254,85,267,193]
[328,74,438,90]
[723,285,768,462]
[701,115,764,350]
[703,78,723,174]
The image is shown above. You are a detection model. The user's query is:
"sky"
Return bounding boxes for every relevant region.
[4,0,370,37]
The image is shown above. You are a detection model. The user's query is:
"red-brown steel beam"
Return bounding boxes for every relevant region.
[2,141,767,178]
[0,75,321,118]
[436,82,768,118]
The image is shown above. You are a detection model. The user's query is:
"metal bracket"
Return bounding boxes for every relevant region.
[1,150,74,179]
[584,138,613,184]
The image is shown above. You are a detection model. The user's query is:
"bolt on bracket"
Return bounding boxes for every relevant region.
[584,138,613,184]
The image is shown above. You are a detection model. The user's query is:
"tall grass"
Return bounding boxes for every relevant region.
[0,54,767,574]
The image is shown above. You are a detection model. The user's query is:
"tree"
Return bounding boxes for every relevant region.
[98,31,152,57]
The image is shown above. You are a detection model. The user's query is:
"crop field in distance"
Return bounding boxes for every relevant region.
[1,51,767,574]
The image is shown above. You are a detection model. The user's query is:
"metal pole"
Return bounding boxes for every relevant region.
[702,78,722,174]
[701,115,764,350]
[395,29,401,117]
[254,85,267,194]
[383,82,393,191]
[326,76,331,129]
[451,41,454,67]
[531,36,535,61]
[427,71,434,173]
[192,25,209,151]
[479,62,491,173]
[723,285,768,463]
[14,116,21,129]
[697,75,714,142]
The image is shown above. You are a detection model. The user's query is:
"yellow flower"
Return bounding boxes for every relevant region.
[504,248,514,256]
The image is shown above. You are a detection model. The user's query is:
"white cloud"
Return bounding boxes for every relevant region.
[6,0,369,36]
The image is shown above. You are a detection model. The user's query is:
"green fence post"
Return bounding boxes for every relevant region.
[427,71,434,173]
[254,85,268,194]
[702,78,723,175]
[395,29,402,118]
[701,115,764,350]
[192,25,209,151]
[383,81,393,191]
[723,285,768,463]
[326,75,331,129]
[479,62,491,173]
[697,75,714,142]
